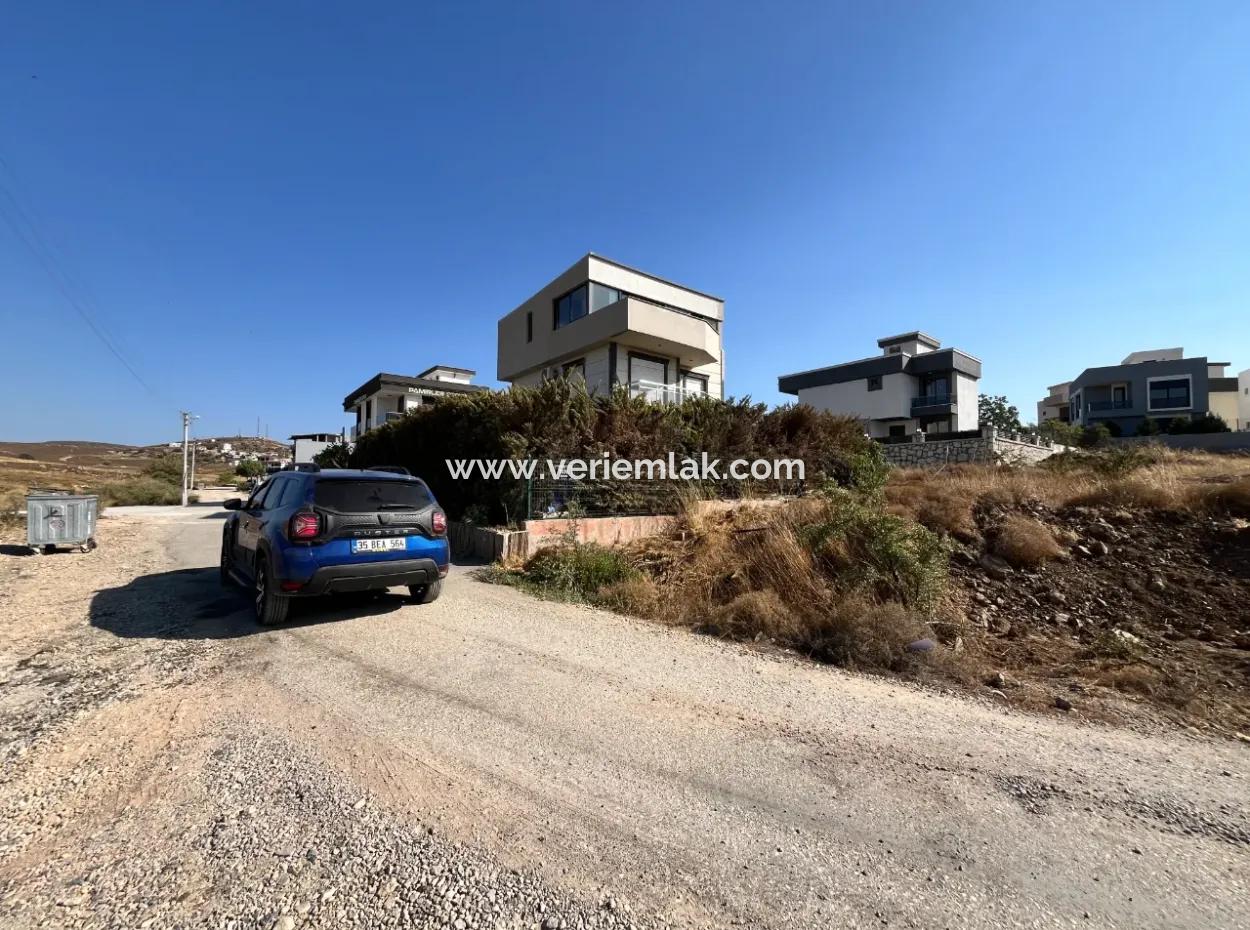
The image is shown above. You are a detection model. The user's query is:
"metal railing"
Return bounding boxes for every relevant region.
[911,393,953,409]
[628,380,705,404]
[1087,399,1132,412]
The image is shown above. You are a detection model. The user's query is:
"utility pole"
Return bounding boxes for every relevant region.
[180,411,192,507]
[180,411,199,506]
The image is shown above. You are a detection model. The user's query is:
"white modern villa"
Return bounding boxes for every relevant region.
[497,253,724,402]
[778,332,982,438]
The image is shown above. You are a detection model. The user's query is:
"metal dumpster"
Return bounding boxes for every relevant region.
[26,489,98,554]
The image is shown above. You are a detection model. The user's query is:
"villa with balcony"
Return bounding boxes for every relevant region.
[778,332,982,439]
[1036,382,1072,424]
[343,365,489,439]
[497,253,724,402]
[1063,348,1240,433]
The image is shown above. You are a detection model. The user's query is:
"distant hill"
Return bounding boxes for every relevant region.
[0,441,139,464]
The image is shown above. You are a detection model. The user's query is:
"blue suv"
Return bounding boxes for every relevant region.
[220,465,449,625]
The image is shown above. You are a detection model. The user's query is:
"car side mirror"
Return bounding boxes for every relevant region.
[223,498,243,510]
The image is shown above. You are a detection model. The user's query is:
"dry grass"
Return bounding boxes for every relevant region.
[587,494,949,671]
[887,449,1250,521]
[992,515,1065,568]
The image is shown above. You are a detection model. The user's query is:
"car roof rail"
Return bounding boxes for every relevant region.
[366,465,411,475]
[282,462,321,472]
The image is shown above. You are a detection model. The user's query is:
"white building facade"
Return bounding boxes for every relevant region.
[343,365,489,439]
[778,332,982,439]
[497,253,724,402]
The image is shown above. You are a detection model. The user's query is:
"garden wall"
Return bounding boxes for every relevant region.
[880,429,1066,468]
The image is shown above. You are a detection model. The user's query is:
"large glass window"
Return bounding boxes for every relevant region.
[1149,378,1190,410]
[590,282,624,312]
[554,285,589,329]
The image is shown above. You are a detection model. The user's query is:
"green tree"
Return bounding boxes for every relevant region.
[313,441,352,468]
[235,458,265,478]
[1039,419,1082,446]
[978,394,1022,433]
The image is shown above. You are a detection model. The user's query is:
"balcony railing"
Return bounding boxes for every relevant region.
[1087,399,1132,412]
[628,380,704,404]
[911,393,953,409]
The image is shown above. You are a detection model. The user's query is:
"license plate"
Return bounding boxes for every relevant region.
[352,537,408,553]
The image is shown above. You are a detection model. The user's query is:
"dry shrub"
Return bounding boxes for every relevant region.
[810,598,929,669]
[1202,477,1250,517]
[1095,664,1161,696]
[886,475,979,541]
[992,515,1065,568]
[1067,477,1182,511]
[595,576,660,614]
[704,589,800,640]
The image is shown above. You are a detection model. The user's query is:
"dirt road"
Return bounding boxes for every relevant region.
[0,504,1246,929]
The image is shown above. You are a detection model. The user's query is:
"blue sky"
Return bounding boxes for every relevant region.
[2,1,1248,445]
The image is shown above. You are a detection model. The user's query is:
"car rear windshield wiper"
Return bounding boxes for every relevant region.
[376,503,421,510]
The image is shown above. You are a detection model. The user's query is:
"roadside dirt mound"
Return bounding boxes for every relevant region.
[952,501,1250,731]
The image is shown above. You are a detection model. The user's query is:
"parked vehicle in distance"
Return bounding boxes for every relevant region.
[219,465,449,625]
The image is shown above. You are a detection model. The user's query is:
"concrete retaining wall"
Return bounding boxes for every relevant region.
[447,521,529,562]
[524,514,675,552]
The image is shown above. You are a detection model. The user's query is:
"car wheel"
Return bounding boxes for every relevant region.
[254,557,290,626]
[408,578,443,604]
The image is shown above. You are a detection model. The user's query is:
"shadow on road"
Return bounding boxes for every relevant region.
[90,567,408,640]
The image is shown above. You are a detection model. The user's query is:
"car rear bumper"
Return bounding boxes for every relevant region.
[294,557,444,595]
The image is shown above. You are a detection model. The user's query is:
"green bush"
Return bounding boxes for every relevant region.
[1168,413,1230,434]
[95,478,184,506]
[1078,423,1112,448]
[235,459,266,478]
[313,441,352,468]
[143,455,185,485]
[521,543,639,600]
[1039,420,1082,446]
[350,381,871,524]
[803,490,948,611]
[1135,418,1161,437]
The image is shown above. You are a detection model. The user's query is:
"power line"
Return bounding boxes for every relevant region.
[0,158,160,399]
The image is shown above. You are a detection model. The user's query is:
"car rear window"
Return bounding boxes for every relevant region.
[313,479,433,513]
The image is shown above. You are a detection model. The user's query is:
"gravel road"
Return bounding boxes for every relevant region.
[0,503,1246,929]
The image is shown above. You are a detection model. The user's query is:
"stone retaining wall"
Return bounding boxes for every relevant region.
[880,429,1066,468]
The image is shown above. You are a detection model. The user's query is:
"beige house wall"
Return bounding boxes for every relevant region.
[497,254,724,399]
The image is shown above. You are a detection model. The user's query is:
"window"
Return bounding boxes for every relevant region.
[867,375,883,391]
[589,282,624,312]
[1113,385,1126,404]
[628,353,668,386]
[888,425,906,438]
[562,358,585,382]
[365,399,372,425]
[314,479,434,513]
[397,396,405,413]
[246,481,272,511]
[1148,377,1191,410]
[526,311,533,342]
[681,371,708,395]
[888,346,901,355]
[554,285,589,329]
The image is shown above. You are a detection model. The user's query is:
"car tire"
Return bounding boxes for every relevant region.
[254,556,290,626]
[408,578,442,604]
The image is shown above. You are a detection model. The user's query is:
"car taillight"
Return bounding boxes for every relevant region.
[432,510,447,536]
[289,511,320,540]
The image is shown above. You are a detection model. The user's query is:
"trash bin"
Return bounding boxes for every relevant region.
[26,489,98,554]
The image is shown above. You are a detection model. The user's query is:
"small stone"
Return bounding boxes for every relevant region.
[272,918,296,930]
[1054,696,1073,712]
